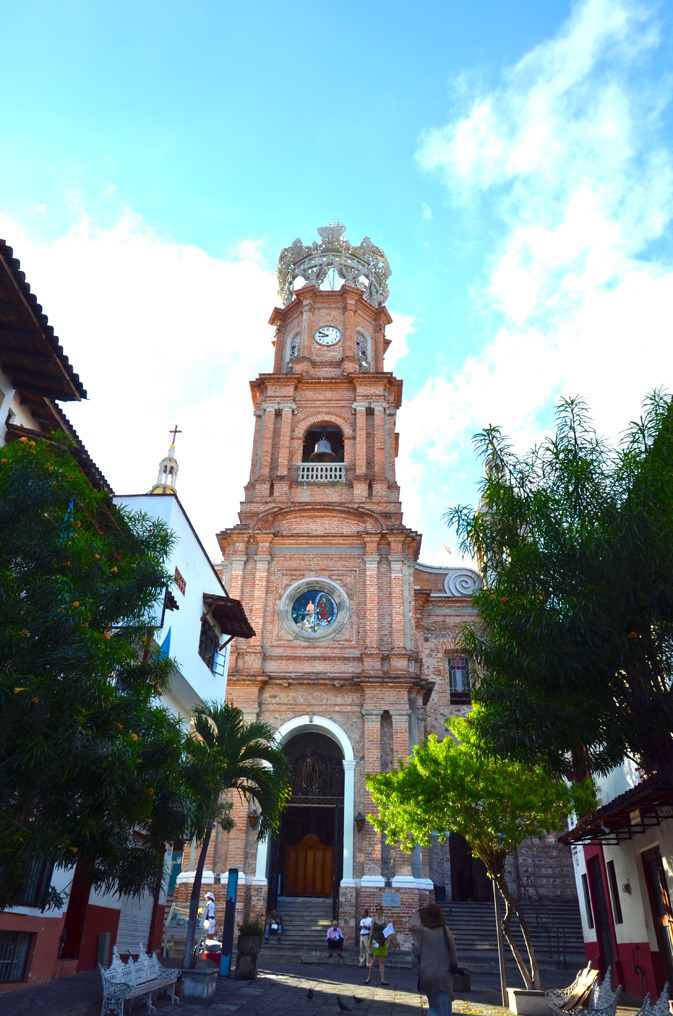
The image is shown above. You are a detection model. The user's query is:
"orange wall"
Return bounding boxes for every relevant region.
[0,912,65,991]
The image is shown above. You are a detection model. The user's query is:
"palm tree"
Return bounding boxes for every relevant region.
[181,701,290,968]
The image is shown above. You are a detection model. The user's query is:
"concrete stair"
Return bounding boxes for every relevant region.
[439,900,586,981]
[255,895,587,981]
[260,896,412,968]
[265,896,334,949]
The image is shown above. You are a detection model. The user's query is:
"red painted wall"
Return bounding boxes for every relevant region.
[75,904,120,972]
[614,940,660,999]
[148,901,166,956]
[582,844,667,1001]
[0,912,65,991]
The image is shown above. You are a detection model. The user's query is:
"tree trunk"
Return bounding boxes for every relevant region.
[494,872,541,990]
[180,824,213,970]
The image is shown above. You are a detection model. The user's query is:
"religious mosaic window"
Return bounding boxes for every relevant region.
[291,590,338,634]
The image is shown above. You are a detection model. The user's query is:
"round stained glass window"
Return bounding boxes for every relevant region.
[291,590,338,634]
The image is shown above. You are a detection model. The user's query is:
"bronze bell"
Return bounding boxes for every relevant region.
[309,434,336,462]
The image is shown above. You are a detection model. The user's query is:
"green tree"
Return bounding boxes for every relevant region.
[180,701,290,968]
[366,710,594,989]
[445,392,673,783]
[0,435,188,908]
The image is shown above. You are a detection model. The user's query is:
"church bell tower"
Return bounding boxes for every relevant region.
[217,224,434,939]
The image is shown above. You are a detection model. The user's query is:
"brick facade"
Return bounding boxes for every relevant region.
[174,272,576,938]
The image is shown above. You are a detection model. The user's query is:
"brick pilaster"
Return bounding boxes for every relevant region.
[388,535,406,651]
[226,792,251,872]
[363,535,380,654]
[391,709,413,876]
[258,405,276,481]
[248,409,263,482]
[248,538,272,639]
[362,707,382,876]
[276,404,296,477]
[353,403,367,476]
[373,403,386,480]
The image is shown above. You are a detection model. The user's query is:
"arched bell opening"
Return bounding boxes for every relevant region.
[267,732,345,905]
[302,425,344,463]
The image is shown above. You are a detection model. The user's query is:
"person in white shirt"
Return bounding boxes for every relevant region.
[203,892,216,937]
[358,908,372,968]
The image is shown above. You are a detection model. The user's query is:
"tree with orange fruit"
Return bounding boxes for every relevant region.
[0,435,187,909]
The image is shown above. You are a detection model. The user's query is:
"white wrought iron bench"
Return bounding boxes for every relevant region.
[575,972,622,1016]
[546,962,598,1016]
[99,943,179,1015]
[634,982,669,1016]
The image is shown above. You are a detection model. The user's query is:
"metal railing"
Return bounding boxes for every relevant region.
[297,463,347,483]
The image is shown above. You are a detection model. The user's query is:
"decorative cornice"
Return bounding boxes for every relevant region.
[277,223,391,308]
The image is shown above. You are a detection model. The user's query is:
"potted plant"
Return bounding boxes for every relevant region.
[235,919,265,979]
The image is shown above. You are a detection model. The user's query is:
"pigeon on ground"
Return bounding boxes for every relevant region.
[307,989,314,1000]
[353,997,364,1005]
[337,998,352,1013]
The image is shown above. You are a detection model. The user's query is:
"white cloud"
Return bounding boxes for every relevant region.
[384,312,414,370]
[404,0,673,556]
[0,209,278,560]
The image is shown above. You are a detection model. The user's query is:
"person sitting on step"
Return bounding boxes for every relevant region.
[326,919,344,957]
[264,908,283,944]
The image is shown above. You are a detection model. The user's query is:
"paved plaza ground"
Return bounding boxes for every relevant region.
[0,958,643,1016]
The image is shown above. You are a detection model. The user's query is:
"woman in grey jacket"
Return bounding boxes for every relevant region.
[410,903,458,1016]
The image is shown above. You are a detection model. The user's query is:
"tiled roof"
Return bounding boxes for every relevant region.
[0,239,86,402]
[560,772,673,846]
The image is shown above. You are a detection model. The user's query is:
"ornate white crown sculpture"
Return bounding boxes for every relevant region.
[277,223,391,308]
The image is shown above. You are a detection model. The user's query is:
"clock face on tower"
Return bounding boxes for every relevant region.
[314,325,342,346]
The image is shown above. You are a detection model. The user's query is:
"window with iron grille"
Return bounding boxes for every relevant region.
[0,931,32,983]
[15,857,53,907]
[448,656,471,703]
[198,618,225,675]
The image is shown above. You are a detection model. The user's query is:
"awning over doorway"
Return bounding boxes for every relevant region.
[560,773,673,846]
[202,592,256,639]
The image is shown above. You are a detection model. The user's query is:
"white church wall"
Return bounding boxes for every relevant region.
[571,846,597,944]
[114,492,230,720]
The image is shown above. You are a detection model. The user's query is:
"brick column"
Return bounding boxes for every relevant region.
[388,535,406,651]
[386,407,397,482]
[373,403,386,480]
[343,291,357,367]
[248,409,263,482]
[363,536,379,650]
[227,554,247,600]
[362,708,383,878]
[226,706,260,875]
[257,405,276,481]
[300,296,314,357]
[248,538,272,638]
[391,709,413,876]
[352,402,367,476]
[276,403,296,477]
[226,792,251,872]
[373,321,385,372]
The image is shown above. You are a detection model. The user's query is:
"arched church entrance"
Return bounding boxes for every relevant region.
[269,732,344,903]
[450,833,490,902]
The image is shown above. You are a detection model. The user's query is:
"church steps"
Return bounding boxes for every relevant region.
[438,901,587,975]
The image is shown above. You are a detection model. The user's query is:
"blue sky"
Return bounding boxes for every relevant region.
[2,0,673,563]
